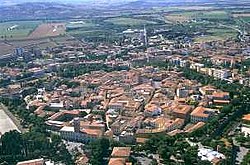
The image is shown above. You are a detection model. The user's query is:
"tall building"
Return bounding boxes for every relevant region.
[73,117,81,133]
[143,25,148,47]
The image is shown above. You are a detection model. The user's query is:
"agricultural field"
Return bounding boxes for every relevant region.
[165,14,191,23]
[0,37,64,55]
[66,21,96,30]
[233,13,250,18]
[105,17,157,26]
[165,10,230,23]
[194,28,238,43]
[0,41,15,55]
[28,23,66,39]
[0,21,41,39]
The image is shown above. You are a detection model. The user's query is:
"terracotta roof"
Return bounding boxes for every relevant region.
[49,110,80,121]
[108,158,126,165]
[191,107,213,118]
[111,147,131,158]
[17,159,44,165]
[213,100,230,104]
[243,114,250,121]
[81,128,103,137]
[173,105,192,114]
[212,92,229,98]
[185,122,206,133]
[136,137,148,144]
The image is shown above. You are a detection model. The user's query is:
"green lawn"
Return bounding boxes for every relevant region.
[0,21,41,39]
[105,17,157,26]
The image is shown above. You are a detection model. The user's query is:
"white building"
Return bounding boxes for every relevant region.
[198,148,226,163]
[213,69,231,80]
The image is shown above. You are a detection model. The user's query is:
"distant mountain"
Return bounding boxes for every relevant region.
[0,0,247,7]
[0,0,137,6]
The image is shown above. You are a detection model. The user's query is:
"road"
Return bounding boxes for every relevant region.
[0,104,20,136]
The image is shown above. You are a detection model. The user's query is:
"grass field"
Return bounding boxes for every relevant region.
[0,21,41,39]
[105,17,157,26]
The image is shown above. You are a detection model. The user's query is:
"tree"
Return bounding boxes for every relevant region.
[241,151,250,165]
[89,138,110,165]
[79,111,88,118]
[1,130,23,155]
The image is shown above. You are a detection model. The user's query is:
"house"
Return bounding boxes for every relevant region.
[111,147,131,159]
[199,86,216,96]
[212,92,230,105]
[108,158,131,165]
[108,147,132,165]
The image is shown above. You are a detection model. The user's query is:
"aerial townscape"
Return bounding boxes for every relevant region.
[0,0,250,165]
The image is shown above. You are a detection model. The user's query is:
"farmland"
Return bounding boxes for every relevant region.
[66,21,96,30]
[165,10,230,23]
[105,17,157,26]
[0,37,66,55]
[0,21,41,39]
[0,2,249,55]
[28,23,66,39]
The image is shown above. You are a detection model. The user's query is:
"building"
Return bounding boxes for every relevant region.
[212,69,231,80]
[190,107,215,123]
[119,131,136,144]
[198,148,226,164]
[17,158,44,165]
[176,87,189,98]
[111,147,131,159]
[190,63,204,72]
[59,117,104,143]
[199,86,216,96]
[108,147,132,165]
[172,105,193,121]
[185,122,206,133]
[212,92,230,105]
[144,104,162,117]
[108,158,131,165]
[242,114,250,125]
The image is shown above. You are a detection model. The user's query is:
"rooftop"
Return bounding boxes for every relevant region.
[108,158,126,165]
[242,114,250,121]
[111,147,131,158]
[191,107,214,118]
[17,158,44,165]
